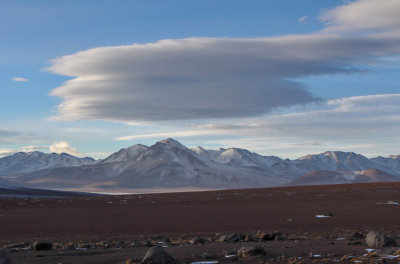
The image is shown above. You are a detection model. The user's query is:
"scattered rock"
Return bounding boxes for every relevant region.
[144,241,154,247]
[275,235,286,241]
[7,242,27,249]
[0,249,12,264]
[226,233,241,242]
[347,241,362,245]
[197,252,215,260]
[244,233,253,242]
[189,236,201,245]
[365,231,396,248]
[33,240,53,251]
[64,243,76,250]
[218,234,227,243]
[254,230,280,241]
[142,245,175,264]
[237,246,266,258]
[351,232,365,239]
[254,230,267,240]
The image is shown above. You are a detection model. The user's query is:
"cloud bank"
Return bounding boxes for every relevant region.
[47,0,400,122]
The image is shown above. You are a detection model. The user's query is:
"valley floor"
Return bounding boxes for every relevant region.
[1,182,400,263]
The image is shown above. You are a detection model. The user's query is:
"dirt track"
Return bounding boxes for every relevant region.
[1,182,400,263]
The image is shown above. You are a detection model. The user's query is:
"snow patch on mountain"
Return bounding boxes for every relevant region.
[0,151,96,176]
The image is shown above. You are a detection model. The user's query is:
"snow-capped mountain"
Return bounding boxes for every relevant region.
[370,155,400,176]
[0,139,399,190]
[107,138,288,188]
[0,151,96,176]
[100,144,148,164]
[294,151,377,172]
[287,168,399,186]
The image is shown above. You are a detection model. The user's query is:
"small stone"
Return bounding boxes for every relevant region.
[350,232,365,239]
[144,241,154,247]
[237,246,266,258]
[141,245,175,264]
[244,233,253,242]
[227,233,241,242]
[189,236,200,245]
[218,234,227,243]
[33,241,53,251]
[64,243,76,250]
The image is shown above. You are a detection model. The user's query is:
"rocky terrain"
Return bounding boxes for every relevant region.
[0,138,399,191]
[1,182,400,263]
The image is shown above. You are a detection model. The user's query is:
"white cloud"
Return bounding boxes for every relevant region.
[115,130,222,141]
[0,149,19,156]
[47,32,400,122]
[298,15,309,23]
[11,77,29,82]
[321,0,400,32]
[21,145,47,152]
[49,141,82,156]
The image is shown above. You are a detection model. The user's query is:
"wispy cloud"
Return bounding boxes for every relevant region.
[0,129,38,144]
[11,77,29,82]
[21,145,47,152]
[298,15,309,23]
[115,130,223,141]
[0,148,19,156]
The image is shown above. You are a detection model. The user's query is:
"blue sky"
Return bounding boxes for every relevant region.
[1,0,400,159]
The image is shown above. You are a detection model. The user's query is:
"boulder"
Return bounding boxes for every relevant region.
[254,230,277,241]
[142,245,175,264]
[0,249,12,264]
[33,240,53,251]
[237,246,266,258]
[365,231,396,248]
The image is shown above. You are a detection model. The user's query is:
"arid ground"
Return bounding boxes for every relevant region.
[1,182,400,263]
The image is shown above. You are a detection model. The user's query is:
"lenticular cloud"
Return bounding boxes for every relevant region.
[47,0,400,122]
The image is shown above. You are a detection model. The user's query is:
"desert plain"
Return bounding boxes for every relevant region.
[1,182,400,263]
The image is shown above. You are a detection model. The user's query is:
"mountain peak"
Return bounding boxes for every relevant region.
[157,138,187,149]
[101,144,148,164]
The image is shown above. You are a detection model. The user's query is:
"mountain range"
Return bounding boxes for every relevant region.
[0,138,399,191]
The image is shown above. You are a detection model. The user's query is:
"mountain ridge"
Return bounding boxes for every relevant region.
[1,138,399,190]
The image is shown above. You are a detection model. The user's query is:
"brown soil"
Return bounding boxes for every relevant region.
[1,182,400,263]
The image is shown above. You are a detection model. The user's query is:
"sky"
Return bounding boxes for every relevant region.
[1,0,400,159]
